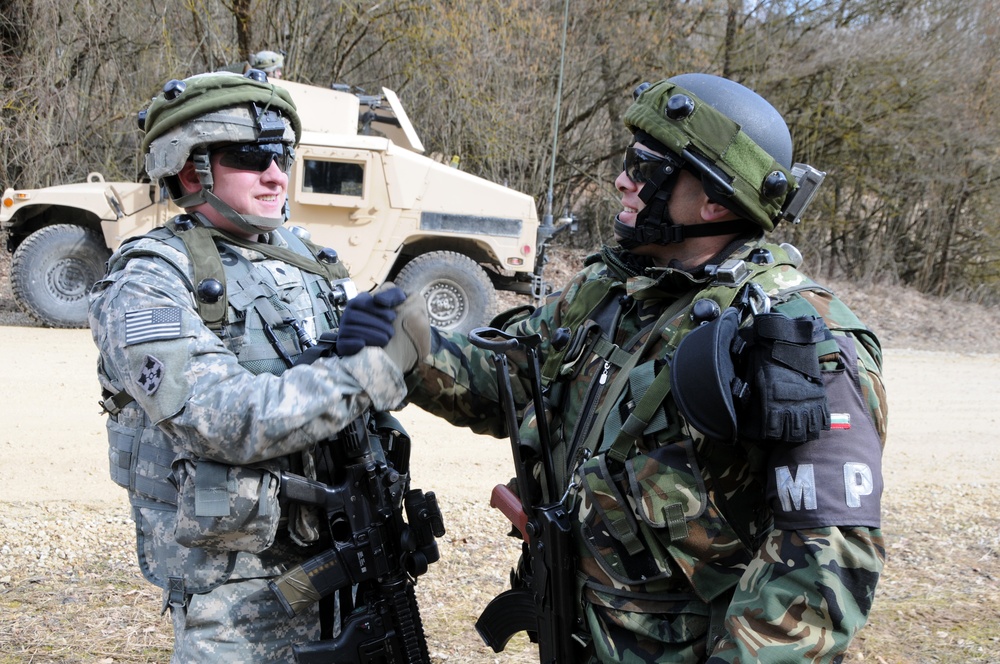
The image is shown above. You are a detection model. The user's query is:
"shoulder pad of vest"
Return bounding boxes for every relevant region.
[773,288,867,334]
[107,232,195,286]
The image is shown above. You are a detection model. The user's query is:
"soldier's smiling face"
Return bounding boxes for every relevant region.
[209,151,289,223]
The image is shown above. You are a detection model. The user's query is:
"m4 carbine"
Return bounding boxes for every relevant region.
[269,412,445,664]
[266,300,444,663]
[469,327,580,664]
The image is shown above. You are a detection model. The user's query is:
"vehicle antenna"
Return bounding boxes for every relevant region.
[542,0,570,234]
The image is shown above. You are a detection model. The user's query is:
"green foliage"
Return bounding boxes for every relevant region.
[0,0,997,302]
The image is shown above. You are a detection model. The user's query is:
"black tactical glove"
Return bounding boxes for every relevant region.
[736,312,831,443]
[335,286,407,356]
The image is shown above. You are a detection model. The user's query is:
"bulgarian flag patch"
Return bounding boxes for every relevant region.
[830,413,851,430]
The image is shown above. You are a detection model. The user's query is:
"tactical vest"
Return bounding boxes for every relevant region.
[101,215,353,596]
[538,242,824,476]
[521,241,868,603]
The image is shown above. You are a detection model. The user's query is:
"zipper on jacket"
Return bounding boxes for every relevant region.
[564,359,612,476]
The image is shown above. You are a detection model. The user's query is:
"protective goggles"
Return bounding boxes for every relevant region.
[622,146,681,184]
[215,142,294,173]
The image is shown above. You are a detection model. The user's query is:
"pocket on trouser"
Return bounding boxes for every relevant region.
[583,583,709,664]
[172,458,281,554]
[170,576,322,664]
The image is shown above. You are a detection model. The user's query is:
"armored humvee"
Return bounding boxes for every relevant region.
[2,79,567,332]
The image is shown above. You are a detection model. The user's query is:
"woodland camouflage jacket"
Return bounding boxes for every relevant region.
[406,235,888,663]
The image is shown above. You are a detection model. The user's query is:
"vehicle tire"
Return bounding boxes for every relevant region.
[394,251,496,334]
[10,224,111,328]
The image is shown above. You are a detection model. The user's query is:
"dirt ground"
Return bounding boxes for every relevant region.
[1,326,998,503]
[1,245,999,661]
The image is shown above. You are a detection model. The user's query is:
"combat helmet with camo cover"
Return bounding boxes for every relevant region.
[617,73,822,249]
[250,50,284,76]
[139,69,301,235]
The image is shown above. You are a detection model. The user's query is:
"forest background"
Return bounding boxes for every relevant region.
[1,0,998,305]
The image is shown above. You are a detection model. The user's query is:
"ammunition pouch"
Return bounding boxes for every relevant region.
[576,440,746,603]
[172,457,282,554]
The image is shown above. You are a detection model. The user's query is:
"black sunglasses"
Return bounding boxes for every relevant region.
[622,146,678,184]
[215,142,295,173]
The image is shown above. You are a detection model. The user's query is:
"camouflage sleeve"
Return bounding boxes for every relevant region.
[403,304,554,437]
[708,298,889,662]
[796,289,889,444]
[90,254,406,465]
[708,525,885,663]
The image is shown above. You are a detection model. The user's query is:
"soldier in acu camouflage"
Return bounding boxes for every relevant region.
[406,73,887,663]
[88,69,429,662]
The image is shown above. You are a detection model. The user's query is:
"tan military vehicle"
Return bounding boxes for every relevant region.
[2,79,565,332]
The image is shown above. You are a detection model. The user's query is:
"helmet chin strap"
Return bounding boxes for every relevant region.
[204,189,285,234]
[615,171,753,250]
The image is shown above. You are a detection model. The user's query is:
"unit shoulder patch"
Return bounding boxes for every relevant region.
[136,355,165,396]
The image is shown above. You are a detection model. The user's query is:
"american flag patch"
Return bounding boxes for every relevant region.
[830,413,851,430]
[125,307,183,345]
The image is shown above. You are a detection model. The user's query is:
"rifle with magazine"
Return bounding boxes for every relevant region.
[468,327,580,664]
[269,409,445,664]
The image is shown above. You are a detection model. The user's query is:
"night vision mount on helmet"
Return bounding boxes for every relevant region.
[616,73,825,250]
[138,69,301,235]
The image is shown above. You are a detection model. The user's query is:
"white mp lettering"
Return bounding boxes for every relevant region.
[775,464,817,512]
[843,462,874,508]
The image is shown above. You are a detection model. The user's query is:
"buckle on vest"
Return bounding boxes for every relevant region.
[706,258,750,286]
[100,389,135,416]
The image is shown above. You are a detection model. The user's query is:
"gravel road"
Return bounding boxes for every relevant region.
[2,327,997,505]
[1,323,998,663]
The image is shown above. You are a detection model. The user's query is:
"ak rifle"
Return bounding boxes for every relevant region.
[469,327,579,663]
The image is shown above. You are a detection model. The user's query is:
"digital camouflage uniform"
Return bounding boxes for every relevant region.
[405,77,887,663]
[90,218,408,662]
[89,71,410,663]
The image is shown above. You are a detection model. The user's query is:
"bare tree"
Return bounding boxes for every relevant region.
[0,0,997,302]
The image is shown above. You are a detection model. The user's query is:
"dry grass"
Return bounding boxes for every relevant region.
[2,488,998,663]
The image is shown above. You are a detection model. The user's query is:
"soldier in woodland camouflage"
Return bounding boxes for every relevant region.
[406,74,887,662]
[88,70,429,662]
